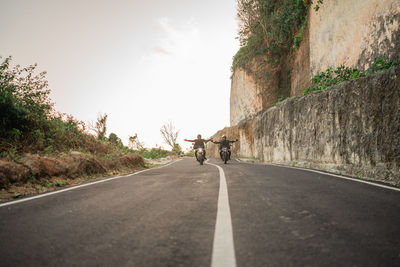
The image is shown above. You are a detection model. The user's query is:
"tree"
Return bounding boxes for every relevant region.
[160,121,180,152]
[109,132,123,147]
[89,113,108,140]
[172,143,183,155]
[0,56,53,141]
[128,133,145,150]
[233,0,310,71]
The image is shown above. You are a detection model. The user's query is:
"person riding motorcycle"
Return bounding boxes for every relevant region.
[212,135,238,160]
[184,134,212,160]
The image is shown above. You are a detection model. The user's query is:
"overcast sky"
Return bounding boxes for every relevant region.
[0,0,239,150]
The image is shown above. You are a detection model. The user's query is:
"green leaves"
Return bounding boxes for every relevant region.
[135,148,171,159]
[302,57,399,96]
[233,0,309,72]
[371,56,400,72]
[275,96,288,106]
[303,66,365,96]
[313,0,324,11]
[0,56,53,145]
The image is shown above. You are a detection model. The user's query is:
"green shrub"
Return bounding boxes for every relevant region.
[303,57,399,96]
[135,148,171,159]
[371,56,400,72]
[0,56,52,148]
[109,133,123,148]
[184,150,195,157]
[233,0,310,72]
[275,96,289,106]
[293,17,307,49]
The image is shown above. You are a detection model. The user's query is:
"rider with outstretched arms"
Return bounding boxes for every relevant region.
[184,134,212,160]
[212,135,238,160]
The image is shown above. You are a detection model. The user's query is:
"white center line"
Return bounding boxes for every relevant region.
[207,161,237,267]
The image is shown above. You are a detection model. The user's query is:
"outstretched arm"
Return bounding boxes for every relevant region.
[229,139,239,143]
[184,139,196,142]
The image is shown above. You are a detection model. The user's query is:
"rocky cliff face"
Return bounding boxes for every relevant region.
[230,0,400,124]
[226,67,400,184]
[221,0,400,183]
[230,69,262,125]
[309,0,400,75]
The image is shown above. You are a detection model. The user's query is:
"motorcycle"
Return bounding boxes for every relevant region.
[196,148,205,165]
[221,147,229,164]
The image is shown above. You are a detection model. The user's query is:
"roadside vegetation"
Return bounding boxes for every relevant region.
[0,56,117,157]
[0,56,179,198]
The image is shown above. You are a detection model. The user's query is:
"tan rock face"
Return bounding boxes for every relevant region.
[250,67,400,184]
[291,14,311,97]
[308,0,400,74]
[230,68,263,126]
[237,119,253,158]
[233,0,400,114]
[219,0,400,182]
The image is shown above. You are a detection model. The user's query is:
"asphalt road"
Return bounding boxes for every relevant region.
[1,158,400,267]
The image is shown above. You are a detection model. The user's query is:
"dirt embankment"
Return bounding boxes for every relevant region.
[0,152,145,200]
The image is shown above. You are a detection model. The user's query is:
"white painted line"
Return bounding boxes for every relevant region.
[0,159,182,208]
[238,160,400,192]
[207,161,237,267]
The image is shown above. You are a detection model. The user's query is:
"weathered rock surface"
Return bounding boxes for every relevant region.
[225,67,400,184]
[232,0,400,123]
[309,0,400,74]
[230,68,263,125]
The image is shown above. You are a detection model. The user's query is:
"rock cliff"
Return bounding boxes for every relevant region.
[211,0,400,184]
[252,67,400,184]
[211,67,400,184]
[230,0,400,124]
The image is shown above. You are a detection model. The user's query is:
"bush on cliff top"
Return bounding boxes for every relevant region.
[303,56,400,96]
[232,0,310,72]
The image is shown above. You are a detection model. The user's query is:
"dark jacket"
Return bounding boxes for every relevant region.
[193,139,208,149]
[213,139,237,150]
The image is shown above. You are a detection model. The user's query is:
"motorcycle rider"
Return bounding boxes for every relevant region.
[212,135,238,160]
[184,134,212,160]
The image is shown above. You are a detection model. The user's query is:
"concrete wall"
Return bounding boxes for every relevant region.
[251,67,400,184]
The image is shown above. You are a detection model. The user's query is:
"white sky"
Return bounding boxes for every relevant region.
[0,0,239,150]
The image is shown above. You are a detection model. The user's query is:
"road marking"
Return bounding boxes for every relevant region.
[238,160,400,192]
[207,161,237,267]
[0,159,182,208]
